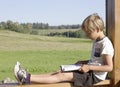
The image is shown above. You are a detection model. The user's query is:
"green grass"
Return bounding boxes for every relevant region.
[0,50,90,80]
[0,30,92,81]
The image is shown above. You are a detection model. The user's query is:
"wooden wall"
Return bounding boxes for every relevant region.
[106,0,120,87]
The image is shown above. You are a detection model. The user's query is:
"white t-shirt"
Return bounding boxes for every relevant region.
[88,37,114,80]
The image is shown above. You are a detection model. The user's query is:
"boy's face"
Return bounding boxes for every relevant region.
[83,29,99,40]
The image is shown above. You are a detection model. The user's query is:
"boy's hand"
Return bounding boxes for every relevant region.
[79,64,90,73]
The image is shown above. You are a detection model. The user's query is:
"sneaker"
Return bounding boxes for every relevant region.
[14,62,28,85]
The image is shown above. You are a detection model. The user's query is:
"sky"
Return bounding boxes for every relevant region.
[0,0,105,26]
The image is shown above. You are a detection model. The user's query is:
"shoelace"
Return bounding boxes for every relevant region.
[18,65,27,81]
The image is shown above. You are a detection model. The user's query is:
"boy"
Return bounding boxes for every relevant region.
[14,13,114,86]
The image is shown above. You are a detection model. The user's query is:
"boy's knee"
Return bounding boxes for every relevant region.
[57,72,73,81]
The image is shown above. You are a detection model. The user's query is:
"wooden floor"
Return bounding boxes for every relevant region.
[0,84,110,87]
[0,80,111,87]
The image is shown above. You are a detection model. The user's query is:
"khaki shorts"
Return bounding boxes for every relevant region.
[73,71,102,86]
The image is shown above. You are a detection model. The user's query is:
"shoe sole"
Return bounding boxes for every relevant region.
[14,62,22,85]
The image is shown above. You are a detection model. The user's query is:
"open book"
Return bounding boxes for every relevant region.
[60,64,81,72]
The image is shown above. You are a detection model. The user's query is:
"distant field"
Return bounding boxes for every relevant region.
[0,30,91,51]
[32,28,80,36]
[0,30,92,81]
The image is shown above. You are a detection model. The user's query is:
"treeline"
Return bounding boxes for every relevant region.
[33,23,80,29]
[47,30,86,38]
[0,20,32,33]
[0,20,87,38]
[0,20,80,32]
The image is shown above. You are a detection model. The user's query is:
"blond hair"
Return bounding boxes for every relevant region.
[81,13,104,32]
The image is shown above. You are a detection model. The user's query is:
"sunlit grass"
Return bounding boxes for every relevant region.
[0,30,92,51]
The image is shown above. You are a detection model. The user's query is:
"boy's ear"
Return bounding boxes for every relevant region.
[97,28,100,32]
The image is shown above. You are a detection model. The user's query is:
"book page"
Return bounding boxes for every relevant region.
[60,64,81,72]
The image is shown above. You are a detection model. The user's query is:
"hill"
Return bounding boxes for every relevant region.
[0,30,91,51]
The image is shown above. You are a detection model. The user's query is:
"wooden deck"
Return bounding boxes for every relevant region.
[0,80,111,87]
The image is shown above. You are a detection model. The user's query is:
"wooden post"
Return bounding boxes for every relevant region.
[106,0,120,87]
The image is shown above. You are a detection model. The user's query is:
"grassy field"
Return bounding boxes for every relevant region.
[0,30,92,81]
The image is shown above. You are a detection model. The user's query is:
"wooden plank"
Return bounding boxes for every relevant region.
[114,0,120,86]
[17,83,72,87]
[94,80,111,85]
[106,0,120,86]
[17,82,110,87]
[1,80,111,87]
[3,83,110,87]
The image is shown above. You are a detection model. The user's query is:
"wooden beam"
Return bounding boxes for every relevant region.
[106,0,120,86]
[1,81,111,87]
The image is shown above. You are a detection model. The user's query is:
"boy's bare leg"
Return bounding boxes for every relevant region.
[32,70,61,77]
[30,71,74,84]
[14,62,73,84]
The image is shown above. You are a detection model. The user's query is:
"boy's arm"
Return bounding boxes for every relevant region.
[89,54,113,72]
[80,54,113,73]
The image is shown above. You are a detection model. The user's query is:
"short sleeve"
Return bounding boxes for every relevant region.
[101,39,114,57]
